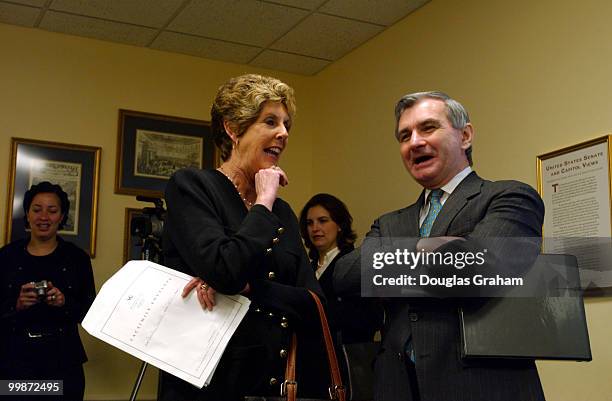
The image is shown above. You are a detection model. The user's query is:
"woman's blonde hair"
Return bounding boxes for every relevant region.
[211,74,296,161]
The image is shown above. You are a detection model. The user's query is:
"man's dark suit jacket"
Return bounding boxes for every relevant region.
[334,172,546,401]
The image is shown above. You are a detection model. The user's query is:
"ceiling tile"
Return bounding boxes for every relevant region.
[49,0,184,28]
[7,0,46,6]
[271,13,383,60]
[262,0,327,10]
[250,50,329,75]
[168,0,308,47]
[0,2,40,26]
[0,0,426,76]
[152,31,261,64]
[39,11,158,46]
[319,0,430,26]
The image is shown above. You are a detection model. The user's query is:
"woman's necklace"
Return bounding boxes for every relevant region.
[317,250,328,269]
[218,167,254,207]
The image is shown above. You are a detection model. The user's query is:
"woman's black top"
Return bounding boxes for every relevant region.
[160,168,328,401]
[0,236,96,372]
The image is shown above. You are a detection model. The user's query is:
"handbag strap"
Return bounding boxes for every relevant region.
[281,333,298,401]
[308,290,346,401]
[282,291,346,401]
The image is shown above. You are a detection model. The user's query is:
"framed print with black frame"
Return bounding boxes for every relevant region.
[115,109,217,197]
[4,137,101,257]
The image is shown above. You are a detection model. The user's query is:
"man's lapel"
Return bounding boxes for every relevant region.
[429,172,483,237]
[393,191,424,237]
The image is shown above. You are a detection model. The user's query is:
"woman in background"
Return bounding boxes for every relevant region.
[0,181,96,401]
[160,74,328,401]
[299,193,382,344]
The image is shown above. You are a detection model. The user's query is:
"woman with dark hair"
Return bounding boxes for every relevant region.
[299,193,356,268]
[0,181,96,401]
[160,74,329,401]
[299,194,382,344]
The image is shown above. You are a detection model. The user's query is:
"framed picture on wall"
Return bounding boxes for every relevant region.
[4,137,101,256]
[115,109,217,198]
[537,134,612,295]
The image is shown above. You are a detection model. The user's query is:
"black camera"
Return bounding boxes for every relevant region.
[131,196,166,240]
[131,196,166,263]
[33,280,48,299]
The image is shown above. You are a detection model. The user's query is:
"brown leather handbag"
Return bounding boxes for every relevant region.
[245,290,346,401]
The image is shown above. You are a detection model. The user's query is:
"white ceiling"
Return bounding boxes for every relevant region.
[0,0,430,75]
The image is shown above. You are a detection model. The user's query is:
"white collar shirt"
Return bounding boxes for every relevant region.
[419,166,473,226]
[315,246,340,280]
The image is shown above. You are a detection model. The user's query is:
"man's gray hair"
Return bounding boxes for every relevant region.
[394,91,472,165]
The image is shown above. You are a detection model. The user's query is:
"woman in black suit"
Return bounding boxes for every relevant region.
[160,74,328,401]
[299,194,382,345]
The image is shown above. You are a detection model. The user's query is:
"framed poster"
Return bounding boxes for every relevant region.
[537,135,612,295]
[115,109,217,197]
[5,138,101,256]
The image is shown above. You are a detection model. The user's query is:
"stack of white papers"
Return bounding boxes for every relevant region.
[82,260,250,388]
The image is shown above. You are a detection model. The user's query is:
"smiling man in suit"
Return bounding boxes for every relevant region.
[334,91,546,401]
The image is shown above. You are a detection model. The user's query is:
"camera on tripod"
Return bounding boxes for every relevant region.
[131,196,166,263]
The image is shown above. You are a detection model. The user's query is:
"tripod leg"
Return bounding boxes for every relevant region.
[129,236,162,400]
[129,361,148,401]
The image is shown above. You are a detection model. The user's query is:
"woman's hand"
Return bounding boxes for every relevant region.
[183,277,216,311]
[16,282,39,311]
[45,281,65,307]
[255,166,288,211]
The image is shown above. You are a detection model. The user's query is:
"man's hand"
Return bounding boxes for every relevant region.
[416,236,465,252]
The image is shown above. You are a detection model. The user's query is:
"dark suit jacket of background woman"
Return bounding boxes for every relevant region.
[314,247,383,345]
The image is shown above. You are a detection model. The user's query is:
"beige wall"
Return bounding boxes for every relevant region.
[1,0,611,399]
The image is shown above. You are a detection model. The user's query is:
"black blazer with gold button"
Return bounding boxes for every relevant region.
[161,168,328,401]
